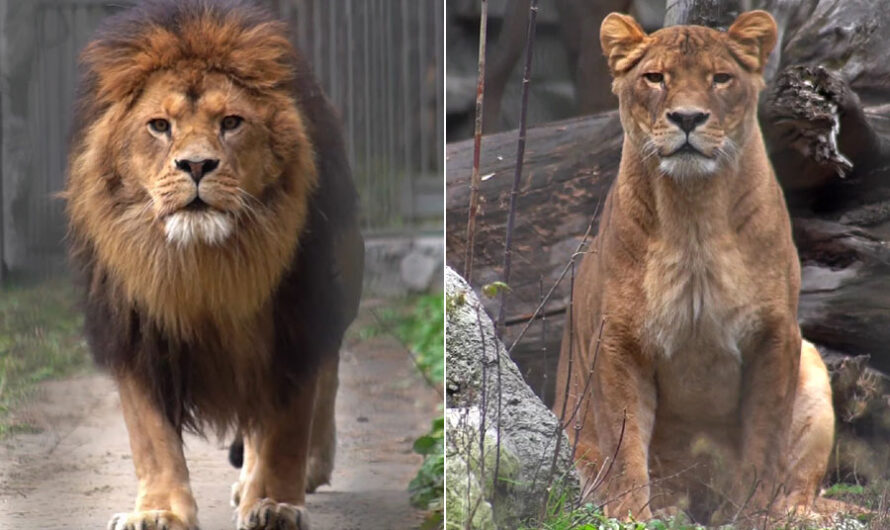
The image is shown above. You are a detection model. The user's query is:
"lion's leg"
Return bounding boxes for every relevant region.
[235,376,317,530]
[306,354,338,493]
[109,373,198,530]
[589,336,656,521]
[231,435,258,509]
[785,341,834,510]
[716,323,800,523]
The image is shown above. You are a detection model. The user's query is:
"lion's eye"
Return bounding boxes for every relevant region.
[713,73,732,85]
[643,72,664,84]
[148,118,170,134]
[221,115,244,132]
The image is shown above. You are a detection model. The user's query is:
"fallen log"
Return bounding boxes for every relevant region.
[446,110,890,406]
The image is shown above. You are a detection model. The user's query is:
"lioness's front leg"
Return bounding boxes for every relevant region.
[109,373,198,530]
[593,334,657,521]
[235,376,317,530]
[727,323,800,519]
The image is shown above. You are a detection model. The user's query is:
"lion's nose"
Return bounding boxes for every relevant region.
[175,158,219,183]
[666,110,710,134]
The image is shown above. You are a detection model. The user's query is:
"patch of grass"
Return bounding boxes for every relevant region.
[524,502,707,530]
[526,492,873,530]
[823,479,890,524]
[0,278,90,435]
[824,483,867,499]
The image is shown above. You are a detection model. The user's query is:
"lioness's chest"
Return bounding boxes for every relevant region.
[641,238,759,418]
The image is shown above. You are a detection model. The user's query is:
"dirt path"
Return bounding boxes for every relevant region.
[0,332,439,529]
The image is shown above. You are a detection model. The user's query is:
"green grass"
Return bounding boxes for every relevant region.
[823,479,890,524]
[525,488,874,530]
[523,502,707,530]
[0,278,90,435]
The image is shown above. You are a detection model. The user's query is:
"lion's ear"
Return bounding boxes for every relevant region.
[727,10,777,72]
[600,13,649,75]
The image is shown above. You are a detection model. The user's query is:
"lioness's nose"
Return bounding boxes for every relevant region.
[666,110,710,133]
[175,158,219,183]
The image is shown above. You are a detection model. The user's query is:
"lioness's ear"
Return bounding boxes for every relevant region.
[600,13,649,75]
[727,10,777,72]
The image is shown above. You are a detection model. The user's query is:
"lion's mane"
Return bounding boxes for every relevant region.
[65,0,362,433]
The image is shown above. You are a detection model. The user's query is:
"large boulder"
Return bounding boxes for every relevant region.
[445,266,578,529]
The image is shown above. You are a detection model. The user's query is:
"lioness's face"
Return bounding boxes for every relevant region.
[601,11,777,180]
[123,71,289,246]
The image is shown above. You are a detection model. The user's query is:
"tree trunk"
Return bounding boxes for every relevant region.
[664,0,741,28]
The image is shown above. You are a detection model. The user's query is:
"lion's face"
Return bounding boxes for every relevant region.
[66,3,319,336]
[121,71,283,246]
[601,11,777,179]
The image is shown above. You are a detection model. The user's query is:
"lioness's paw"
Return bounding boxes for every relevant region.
[237,499,309,530]
[108,510,192,530]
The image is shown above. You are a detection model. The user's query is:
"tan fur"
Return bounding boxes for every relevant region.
[231,379,317,529]
[112,374,198,530]
[554,11,835,524]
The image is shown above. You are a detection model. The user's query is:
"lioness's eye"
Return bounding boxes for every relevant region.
[221,115,244,132]
[713,73,732,85]
[148,118,170,134]
[643,72,664,84]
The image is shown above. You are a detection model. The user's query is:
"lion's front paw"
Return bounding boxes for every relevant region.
[108,510,193,530]
[237,499,309,530]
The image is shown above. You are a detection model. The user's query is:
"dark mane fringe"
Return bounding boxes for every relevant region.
[68,0,363,434]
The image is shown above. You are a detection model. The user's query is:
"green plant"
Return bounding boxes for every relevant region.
[410,415,445,528]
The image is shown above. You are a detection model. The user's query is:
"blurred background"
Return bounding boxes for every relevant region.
[447,0,665,142]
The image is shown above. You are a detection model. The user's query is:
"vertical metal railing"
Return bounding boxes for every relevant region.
[289,0,444,233]
[0,0,443,278]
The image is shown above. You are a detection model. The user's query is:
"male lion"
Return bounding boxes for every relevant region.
[64,1,363,529]
[553,10,835,524]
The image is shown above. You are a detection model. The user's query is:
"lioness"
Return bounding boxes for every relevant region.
[65,1,362,529]
[553,10,834,523]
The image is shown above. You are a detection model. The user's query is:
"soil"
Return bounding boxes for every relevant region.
[0,332,440,530]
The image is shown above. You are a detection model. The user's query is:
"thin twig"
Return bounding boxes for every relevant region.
[496,0,539,336]
[463,0,489,282]
[475,304,488,505]
[507,212,597,353]
[492,0,540,491]
[563,308,604,431]
[591,409,627,496]
[544,259,576,518]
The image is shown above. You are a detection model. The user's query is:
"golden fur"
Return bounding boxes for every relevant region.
[553,11,834,524]
[64,2,363,529]
[67,35,315,342]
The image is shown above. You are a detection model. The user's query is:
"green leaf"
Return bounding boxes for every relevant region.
[481,281,511,298]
